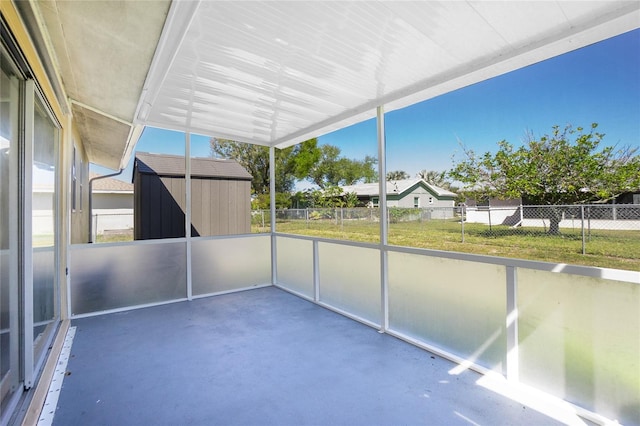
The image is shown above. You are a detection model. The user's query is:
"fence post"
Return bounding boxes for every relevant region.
[581,205,586,255]
[461,204,465,243]
[261,210,265,230]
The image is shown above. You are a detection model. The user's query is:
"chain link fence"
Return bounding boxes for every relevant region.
[92,211,134,242]
[91,205,639,267]
[464,204,640,254]
[259,205,640,268]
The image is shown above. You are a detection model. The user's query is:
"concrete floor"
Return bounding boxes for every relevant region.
[53,286,564,426]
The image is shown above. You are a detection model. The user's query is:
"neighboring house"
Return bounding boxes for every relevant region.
[133,152,252,239]
[91,173,134,210]
[90,173,134,238]
[341,179,457,209]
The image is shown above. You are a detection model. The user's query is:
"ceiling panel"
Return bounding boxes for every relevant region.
[137,1,638,149]
[24,0,640,170]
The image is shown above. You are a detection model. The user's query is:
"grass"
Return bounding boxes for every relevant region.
[265,219,640,272]
[95,231,134,244]
[90,218,638,271]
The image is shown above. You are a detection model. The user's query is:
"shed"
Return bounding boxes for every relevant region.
[133,152,252,239]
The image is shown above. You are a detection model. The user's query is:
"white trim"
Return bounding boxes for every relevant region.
[69,100,132,126]
[377,106,389,332]
[23,79,35,388]
[505,266,518,382]
[273,283,315,304]
[69,298,189,319]
[185,132,192,301]
[37,327,76,426]
[191,283,273,300]
[134,0,202,124]
[269,147,277,285]
[315,301,380,330]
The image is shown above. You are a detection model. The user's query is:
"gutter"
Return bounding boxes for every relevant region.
[88,169,123,243]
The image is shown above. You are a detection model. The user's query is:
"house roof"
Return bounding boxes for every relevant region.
[89,173,134,193]
[134,152,252,180]
[19,2,639,169]
[342,179,457,198]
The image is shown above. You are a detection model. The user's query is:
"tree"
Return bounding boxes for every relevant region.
[417,170,447,187]
[449,123,640,234]
[210,138,378,196]
[416,170,460,200]
[306,144,378,189]
[210,138,320,195]
[386,170,409,181]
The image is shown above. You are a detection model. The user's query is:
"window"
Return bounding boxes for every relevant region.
[71,146,76,211]
[414,197,420,208]
[372,197,379,207]
[78,154,83,211]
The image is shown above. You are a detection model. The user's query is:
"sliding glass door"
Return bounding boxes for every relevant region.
[31,93,59,372]
[0,46,20,418]
[1,32,60,420]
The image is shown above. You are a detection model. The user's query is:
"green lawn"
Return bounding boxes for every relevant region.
[266,219,640,272]
[91,217,638,271]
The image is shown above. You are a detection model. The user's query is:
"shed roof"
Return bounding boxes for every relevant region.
[134,152,252,180]
[342,179,457,198]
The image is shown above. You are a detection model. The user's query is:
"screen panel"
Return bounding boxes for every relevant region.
[388,251,507,373]
[192,235,271,295]
[317,242,380,325]
[70,241,187,315]
[276,236,314,298]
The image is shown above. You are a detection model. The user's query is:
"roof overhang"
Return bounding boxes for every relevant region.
[135,1,640,149]
[21,0,171,170]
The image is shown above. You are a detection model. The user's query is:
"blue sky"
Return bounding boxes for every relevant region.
[96,29,640,188]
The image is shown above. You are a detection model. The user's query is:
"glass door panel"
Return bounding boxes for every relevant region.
[0,54,19,416]
[31,95,58,365]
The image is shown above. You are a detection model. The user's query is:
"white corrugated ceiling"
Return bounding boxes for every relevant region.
[26,1,640,169]
[136,1,640,149]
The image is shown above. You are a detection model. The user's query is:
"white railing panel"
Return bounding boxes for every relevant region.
[318,242,381,325]
[517,269,640,425]
[192,235,271,295]
[70,241,187,315]
[388,251,507,373]
[276,236,314,298]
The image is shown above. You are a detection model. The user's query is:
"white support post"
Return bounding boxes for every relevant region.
[185,132,192,300]
[377,106,389,332]
[506,265,519,382]
[65,117,72,320]
[269,146,277,285]
[313,240,320,302]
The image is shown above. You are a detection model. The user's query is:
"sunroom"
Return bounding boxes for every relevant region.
[1,1,639,425]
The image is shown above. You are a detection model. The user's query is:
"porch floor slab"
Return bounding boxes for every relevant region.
[53,286,563,425]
